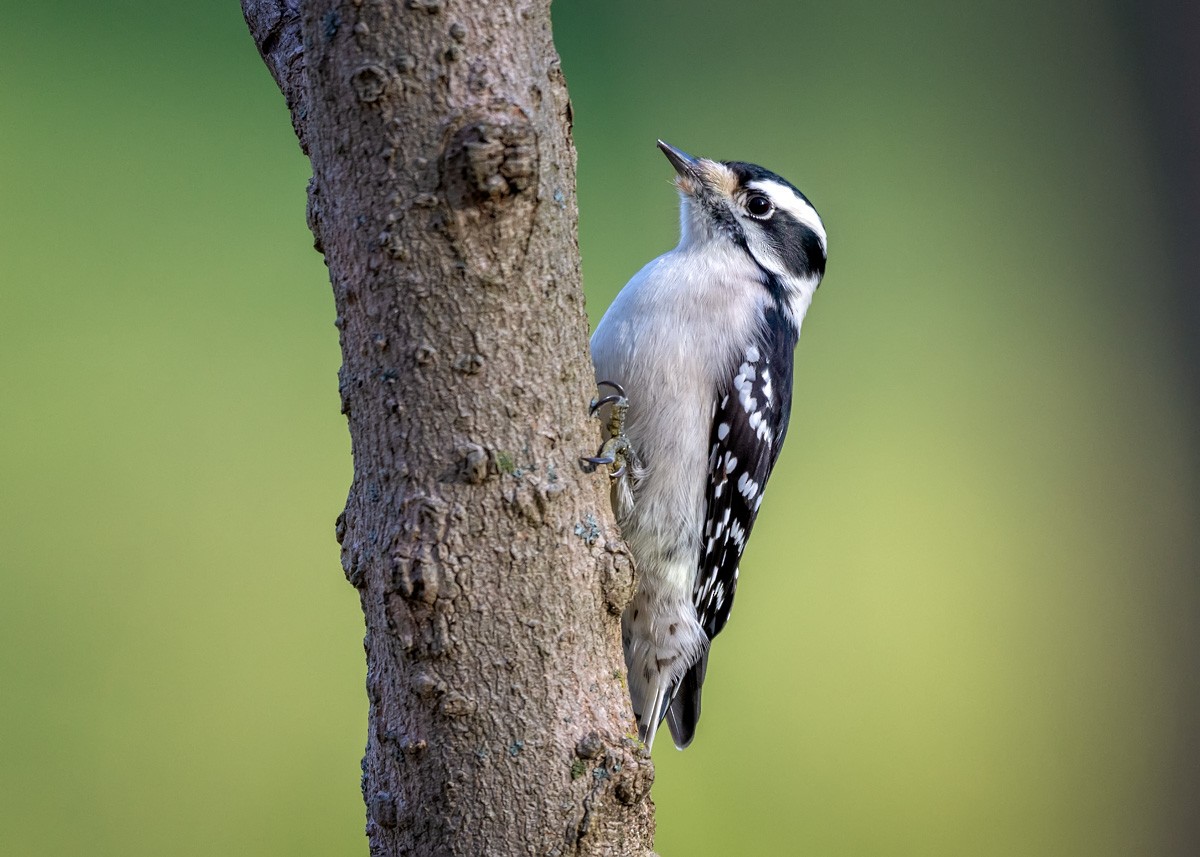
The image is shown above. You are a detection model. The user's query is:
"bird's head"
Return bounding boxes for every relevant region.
[657,140,827,299]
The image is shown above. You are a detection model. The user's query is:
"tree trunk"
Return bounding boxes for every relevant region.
[241,1,657,854]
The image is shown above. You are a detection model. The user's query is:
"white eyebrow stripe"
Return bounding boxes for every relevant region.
[749,178,827,253]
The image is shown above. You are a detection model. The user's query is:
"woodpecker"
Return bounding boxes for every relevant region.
[587,141,827,750]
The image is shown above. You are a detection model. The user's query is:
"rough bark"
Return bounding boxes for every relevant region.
[241,1,657,854]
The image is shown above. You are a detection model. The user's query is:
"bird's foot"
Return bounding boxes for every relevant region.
[582,381,632,479]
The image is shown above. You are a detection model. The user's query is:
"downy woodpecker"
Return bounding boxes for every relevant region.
[587,141,827,750]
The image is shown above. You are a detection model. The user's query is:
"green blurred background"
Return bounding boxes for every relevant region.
[2,1,1197,854]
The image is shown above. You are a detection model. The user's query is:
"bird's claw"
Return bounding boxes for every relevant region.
[589,393,626,416]
[588,381,627,416]
[582,381,633,480]
[583,436,631,478]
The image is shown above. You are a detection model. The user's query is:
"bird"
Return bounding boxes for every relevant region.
[586,140,827,750]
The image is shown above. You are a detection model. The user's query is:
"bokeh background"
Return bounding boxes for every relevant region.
[2,1,1197,855]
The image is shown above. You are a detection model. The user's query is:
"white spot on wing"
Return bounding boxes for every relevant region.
[755,410,772,443]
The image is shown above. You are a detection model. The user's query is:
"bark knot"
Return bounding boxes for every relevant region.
[452,121,536,201]
[440,105,540,282]
[350,63,391,102]
[598,541,637,615]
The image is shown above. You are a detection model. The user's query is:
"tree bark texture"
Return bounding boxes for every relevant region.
[242,1,657,854]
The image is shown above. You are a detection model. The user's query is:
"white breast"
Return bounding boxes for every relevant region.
[590,240,768,592]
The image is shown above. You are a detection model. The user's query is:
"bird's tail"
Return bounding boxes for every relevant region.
[634,650,709,751]
[664,650,708,749]
[637,681,671,751]
[623,589,710,750]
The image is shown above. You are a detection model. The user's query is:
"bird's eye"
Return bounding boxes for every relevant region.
[746,194,773,218]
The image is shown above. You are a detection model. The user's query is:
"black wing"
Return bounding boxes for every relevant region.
[665,305,797,748]
[695,306,797,638]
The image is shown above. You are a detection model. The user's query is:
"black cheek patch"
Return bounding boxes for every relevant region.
[760,210,825,280]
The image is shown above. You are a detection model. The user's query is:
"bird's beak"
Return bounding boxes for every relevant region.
[657,140,700,179]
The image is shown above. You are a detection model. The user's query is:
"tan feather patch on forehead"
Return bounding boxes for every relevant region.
[674,160,738,198]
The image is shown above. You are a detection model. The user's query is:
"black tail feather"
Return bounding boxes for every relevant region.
[664,651,709,749]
